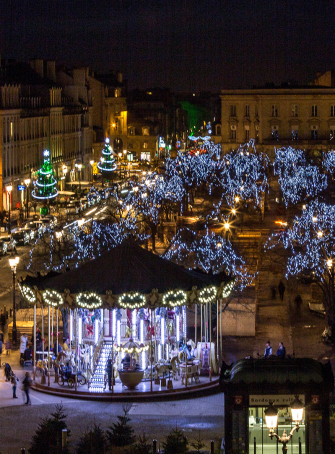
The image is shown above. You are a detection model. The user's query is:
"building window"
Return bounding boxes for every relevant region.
[292,130,299,140]
[291,105,298,117]
[271,129,279,140]
[245,105,249,117]
[129,127,135,136]
[143,142,148,149]
[115,88,121,97]
[312,105,318,117]
[331,105,335,117]
[216,125,221,135]
[230,105,236,117]
[230,129,236,139]
[330,130,335,140]
[141,151,151,161]
[143,127,149,135]
[271,105,278,117]
[245,129,250,140]
[311,129,318,139]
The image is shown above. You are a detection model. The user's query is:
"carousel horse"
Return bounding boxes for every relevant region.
[170,356,180,380]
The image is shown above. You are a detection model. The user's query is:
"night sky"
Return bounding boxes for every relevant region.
[0,0,334,92]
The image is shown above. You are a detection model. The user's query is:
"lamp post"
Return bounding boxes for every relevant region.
[75,162,82,193]
[265,396,304,454]
[9,256,19,347]
[6,185,12,234]
[24,179,31,219]
[90,160,94,184]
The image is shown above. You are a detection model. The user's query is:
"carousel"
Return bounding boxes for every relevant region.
[19,241,234,397]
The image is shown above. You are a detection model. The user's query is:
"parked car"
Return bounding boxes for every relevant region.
[22,227,35,241]
[0,240,8,255]
[2,236,17,252]
[12,230,30,246]
[40,215,57,227]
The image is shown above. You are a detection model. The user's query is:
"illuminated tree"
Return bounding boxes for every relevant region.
[31,150,58,201]
[266,200,335,337]
[97,138,117,178]
[274,146,327,206]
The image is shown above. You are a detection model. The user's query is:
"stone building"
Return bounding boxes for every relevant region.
[0,59,93,210]
[220,84,335,158]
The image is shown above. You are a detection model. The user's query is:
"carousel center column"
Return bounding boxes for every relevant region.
[104,309,110,337]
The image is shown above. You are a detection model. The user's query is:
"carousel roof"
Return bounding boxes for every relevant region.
[22,240,230,296]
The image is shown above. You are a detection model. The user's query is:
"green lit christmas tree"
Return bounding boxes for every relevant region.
[97,138,117,175]
[32,149,58,201]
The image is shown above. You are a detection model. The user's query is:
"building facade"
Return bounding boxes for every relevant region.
[0,59,94,210]
[220,87,335,158]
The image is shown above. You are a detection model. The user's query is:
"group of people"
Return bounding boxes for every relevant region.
[264,341,286,358]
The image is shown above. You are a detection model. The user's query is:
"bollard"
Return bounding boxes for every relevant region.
[254,436,256,453]
[152,439,157,453]
[211,440,215,454]
[62,429,67,448]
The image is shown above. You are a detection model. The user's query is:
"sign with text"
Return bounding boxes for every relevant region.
[17,185,26,191]
[249,395,305,406]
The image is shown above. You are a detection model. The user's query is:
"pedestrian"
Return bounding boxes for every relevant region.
[278,281,285,301]
[276,342,286,358]
[106,358,113,390]
[264,341,272,358]
[0,310,5,330]
[5,339,11,355]
[22,372,32,405]
[11,373,18,398]
[271,286,276,300]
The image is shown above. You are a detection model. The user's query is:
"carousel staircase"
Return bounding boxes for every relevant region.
[88,341,114,392]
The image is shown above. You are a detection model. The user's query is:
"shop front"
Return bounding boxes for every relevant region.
[220,357,333,454]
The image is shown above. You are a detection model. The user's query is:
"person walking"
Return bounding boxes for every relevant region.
[11,373,18,398]
[276,342,286,358]
[22,372,32,405]
[264,341,272,358]
[278,281,285,301]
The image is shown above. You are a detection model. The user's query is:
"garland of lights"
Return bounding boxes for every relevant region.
[19,284,37,303]
[162,290,187,307]
[198,286,217,304]
[115,344,150,354]
[220,280,235,298]
[118,292,146,309]
[76,292,103,310]
[43,289,63,307]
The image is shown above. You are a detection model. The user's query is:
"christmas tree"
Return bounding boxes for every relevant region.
[97,138,117,175]
[31,149,58,201]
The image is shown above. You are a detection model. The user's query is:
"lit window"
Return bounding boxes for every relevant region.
[143,142,148,149]
[291,105,298,117]
[143,128,149,135]
[271,105,278,117]
[230,105,236,117]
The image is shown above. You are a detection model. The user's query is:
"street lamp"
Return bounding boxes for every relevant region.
[24,179,31,219]
[90,160,94,184]
[75,162,82,192]
[265,396,304,454]
[6,185,12,234]
[9,256,19,347]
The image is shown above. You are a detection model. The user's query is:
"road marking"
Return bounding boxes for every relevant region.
[31,393,45,403]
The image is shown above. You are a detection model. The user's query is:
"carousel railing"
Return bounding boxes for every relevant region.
[88,327,104,384]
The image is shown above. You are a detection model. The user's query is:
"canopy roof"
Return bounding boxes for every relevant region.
[21,241,232,309]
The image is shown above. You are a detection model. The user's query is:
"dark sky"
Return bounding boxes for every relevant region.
[0,0,334,92]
